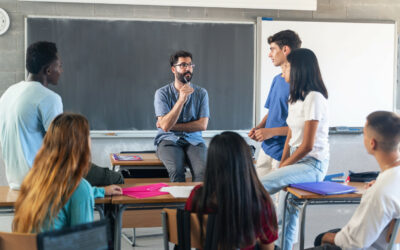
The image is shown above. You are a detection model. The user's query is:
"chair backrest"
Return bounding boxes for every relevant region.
[162,208,216,250]
[37,220,111,250]
[387,218,400,250]
[0,231,37,250]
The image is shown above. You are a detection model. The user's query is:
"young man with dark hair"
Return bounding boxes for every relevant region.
[313,111,400,250]
[154,50,209,182]
[249,30,302,177]
[0,41,123,190]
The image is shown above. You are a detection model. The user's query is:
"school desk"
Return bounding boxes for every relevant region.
[110,153,192,182]
[110,153,163,171]
[283,182,367,250]
[111,181,200,250]
[0,186,111,218]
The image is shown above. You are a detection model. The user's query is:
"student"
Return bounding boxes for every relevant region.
[12,113,122,233]
[154,50,209,182]
[185,131,278,250]
[260,48,329,250]
[249,30,301,178]
[313,111,400,250]
[0,41,123,190]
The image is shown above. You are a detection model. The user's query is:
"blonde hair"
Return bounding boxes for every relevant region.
[13,113,91,233]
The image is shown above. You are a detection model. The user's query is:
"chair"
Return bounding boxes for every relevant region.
[37,219,111,250]
[0,220,110,250]
[161,208,219,250]
[0,231,37,250]
[387,218,400,250]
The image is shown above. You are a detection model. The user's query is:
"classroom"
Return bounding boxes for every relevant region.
[0,0,400,249]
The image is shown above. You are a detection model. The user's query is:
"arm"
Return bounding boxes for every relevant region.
[169,117,208,132]
[334,188,393,249]
[321,232,337,245]
[279,128,292,165]
[157,99,185,132]
[254,126,289,142]
[279,120,319,167]
[249,114,268,140]
[156,85,194,132]
[40,94,63,131]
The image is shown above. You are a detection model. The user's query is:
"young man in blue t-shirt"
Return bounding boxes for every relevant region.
[249,30,302,177]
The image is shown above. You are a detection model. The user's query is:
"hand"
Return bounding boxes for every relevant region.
[248,127,257,140]
[156,120,161,128]
[254,128,274,142]
[321,232,336,245]
[365,180,376,189]
[178,84,194,103]
[104,185,123,196]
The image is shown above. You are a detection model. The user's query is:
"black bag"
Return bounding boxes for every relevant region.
[348,170,379,182]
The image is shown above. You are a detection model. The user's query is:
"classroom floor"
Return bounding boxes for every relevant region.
[0,204,358,250]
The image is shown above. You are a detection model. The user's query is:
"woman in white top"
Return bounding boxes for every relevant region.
[260,48,329,250]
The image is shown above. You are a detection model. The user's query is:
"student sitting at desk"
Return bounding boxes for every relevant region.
[12,113,122,233]
[185,131,278,250]
[313,111,400,250]
[260,48,329,250]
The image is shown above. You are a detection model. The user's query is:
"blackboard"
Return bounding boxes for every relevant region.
[26,17,255,131]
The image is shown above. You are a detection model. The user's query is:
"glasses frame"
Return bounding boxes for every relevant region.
[174,63,195,69]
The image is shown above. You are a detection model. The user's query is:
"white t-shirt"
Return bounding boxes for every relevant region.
[335,166,400,250]
[286,91,329,161]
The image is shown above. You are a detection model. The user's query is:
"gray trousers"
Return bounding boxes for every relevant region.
[156,139,207,182]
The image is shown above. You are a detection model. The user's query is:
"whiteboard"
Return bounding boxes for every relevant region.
[257,19,396,127]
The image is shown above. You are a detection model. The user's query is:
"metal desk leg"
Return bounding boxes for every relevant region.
[114,204,127,250]
[280,191,291,249]
[299,200,309,250]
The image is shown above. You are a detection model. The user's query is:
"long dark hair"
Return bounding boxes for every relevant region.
[191,132,277,249]
[287,48,328,103]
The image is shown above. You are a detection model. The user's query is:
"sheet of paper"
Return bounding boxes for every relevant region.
[160,186,195,198]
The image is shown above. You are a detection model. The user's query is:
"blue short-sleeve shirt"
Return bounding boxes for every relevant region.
[154,82,210,146]
[261,74,290,161]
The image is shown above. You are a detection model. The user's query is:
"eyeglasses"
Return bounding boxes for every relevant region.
[174,63,195,69]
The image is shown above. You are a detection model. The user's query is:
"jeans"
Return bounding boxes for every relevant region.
[260,148,329,250]
[157,139,207,182]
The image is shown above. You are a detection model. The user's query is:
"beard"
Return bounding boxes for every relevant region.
[177,71,193,84]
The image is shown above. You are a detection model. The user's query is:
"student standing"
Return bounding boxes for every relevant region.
[261,48,329,250]
[154,50,209,182]
[12,113,122,233]
[0,41,123,190]
[185,132,278,250]
[249,30,302,177]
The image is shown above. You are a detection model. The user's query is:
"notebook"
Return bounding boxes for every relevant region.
[113,153,143,161]
[289,181,356,195]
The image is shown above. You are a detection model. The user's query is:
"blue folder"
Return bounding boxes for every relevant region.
[289,181,356,195]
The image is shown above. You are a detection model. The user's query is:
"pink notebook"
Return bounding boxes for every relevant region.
[123,183,169,199]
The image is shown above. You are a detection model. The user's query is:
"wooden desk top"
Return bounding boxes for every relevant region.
[0,186,19,206]
[112,182,201,205]
[286,182,367,199]
[0,186,111,207]
[110,153,163,166]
